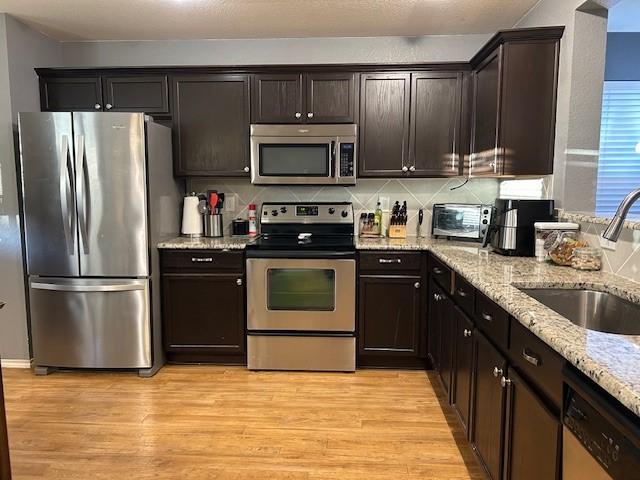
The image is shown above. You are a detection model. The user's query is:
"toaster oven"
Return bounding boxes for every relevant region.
[431,203,493,241]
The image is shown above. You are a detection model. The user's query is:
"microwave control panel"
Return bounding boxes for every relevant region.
[339,143,355,177]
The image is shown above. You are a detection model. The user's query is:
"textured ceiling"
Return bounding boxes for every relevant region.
[0,0,540,41]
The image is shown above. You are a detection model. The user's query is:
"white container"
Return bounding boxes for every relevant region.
[248,203,258,237]
[181,194,203,237]
[534,222,579,262]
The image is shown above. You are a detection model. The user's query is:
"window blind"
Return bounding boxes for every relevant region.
[596,81,640,218]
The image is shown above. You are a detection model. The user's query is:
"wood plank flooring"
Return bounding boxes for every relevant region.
[1,366,483,479]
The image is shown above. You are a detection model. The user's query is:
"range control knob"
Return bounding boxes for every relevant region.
[280,206,288,214]
[328,208,335,214]
[341,210,349,218]
[271,210,278,216]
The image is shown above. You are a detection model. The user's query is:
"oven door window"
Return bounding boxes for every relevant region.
[259,144,330,177]
[267,268,335,311]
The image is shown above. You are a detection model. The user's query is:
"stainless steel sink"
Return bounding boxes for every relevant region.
[518,288,640,335]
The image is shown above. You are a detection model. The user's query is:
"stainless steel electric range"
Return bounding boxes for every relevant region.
[245,202,356,372]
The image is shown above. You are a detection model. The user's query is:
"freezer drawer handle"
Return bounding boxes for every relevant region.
[31,282,146,292]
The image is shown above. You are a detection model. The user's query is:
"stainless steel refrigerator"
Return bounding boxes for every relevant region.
[18,112,182,376]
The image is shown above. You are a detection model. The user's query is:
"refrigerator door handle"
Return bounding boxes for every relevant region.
[59,135,75,255]
[76,134,90,254]
[31,281,146,292]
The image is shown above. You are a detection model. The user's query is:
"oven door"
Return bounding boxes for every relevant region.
[247,257,355,332]
[432,204,483,239]
[250,136,335,185]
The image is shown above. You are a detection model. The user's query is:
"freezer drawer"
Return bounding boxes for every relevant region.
[29,278,151,369]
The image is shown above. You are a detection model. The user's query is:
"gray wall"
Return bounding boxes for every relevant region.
[0,14,61,361]
[605,32,640,80]
[59,34,490,67]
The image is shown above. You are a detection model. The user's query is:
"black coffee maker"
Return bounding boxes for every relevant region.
[483,199,554,256]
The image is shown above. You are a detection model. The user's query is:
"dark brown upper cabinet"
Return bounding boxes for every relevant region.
[251,72,356,124]
[359,72,411,177]
[103,75,169,114]
[40,75,169,114]
[40,76,103,111]
[172,74,250,176]
[409,72,464,177]
[470,27,563,176]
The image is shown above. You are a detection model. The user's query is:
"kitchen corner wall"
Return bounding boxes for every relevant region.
[0,14,62,361]
[188,178,500,236]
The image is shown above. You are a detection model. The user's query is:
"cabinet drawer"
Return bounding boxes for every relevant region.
[428,254,452,292]
[359,251,421,273]
[161,250,244,273]
[453,274,474,316]
[509,319,564,410]
[474,291,509,350]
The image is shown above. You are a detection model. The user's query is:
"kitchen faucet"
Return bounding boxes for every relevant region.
[600,187,640,248]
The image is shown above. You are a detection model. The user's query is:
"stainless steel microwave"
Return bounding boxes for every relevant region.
[432,203,493,241]
[250,124,357,185]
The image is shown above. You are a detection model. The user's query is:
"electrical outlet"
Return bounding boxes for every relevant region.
[225,193,237,212]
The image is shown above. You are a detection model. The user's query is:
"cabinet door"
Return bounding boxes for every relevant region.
[471,48,502,176]
[502,368,561,480]
[103,75,169,114]
[162,274,245,355]
[471,330,507,480]
[251,74,303,123]
[359,73,411,177]
[452,307,474,434]
[438,292,455,399]
[359,275,421,356]
[304,72,356,123]
[40,76,103,111]
[409,72,463,176]
[428,279,443,370]
[172,74,250,176]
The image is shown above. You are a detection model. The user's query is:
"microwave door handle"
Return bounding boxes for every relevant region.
[330,140,337,178]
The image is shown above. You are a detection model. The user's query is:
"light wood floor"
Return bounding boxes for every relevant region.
[2,366,483,479]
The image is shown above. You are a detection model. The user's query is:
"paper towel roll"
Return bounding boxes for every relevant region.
[181,195,203,236]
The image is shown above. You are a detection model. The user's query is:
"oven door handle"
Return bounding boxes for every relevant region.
[246,250,355,259]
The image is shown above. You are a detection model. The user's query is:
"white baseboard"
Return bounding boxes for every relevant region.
[1,358,32,368]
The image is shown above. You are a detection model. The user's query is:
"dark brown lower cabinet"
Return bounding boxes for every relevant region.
[427,279,442,370]
[358,275,422,358]
[471,330,507,480]
[502,368,561,480]
[437,292,455,399]
[0,361,10,480]
[162,273,245,361]
[452,307,474,434]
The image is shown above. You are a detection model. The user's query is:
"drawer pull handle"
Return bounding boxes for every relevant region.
[522,348,541,366]
[379,258,402,264]
[463,329,472,338]
[432,267,444,275]
[192,257,213,263]
[456,288,468,298]
[481,312,493,322]
[493,366,503,378]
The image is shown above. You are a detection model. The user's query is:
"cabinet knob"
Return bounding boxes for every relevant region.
[243,166,250,173]
[295,112,302,119]
[236,278,243,286]
[414,282,420,289]
[463,329,472,338]
[492,366,503,378]
[307,112,314,118]
[433,293,444,302]
[409,166,416,172]
[501,376,512,388]
[105,103,113,110]
[94,104,101,110]
[402,166,409,172]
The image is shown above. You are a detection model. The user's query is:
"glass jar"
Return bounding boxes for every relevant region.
[571,247,603,271]
[534,222,580,262]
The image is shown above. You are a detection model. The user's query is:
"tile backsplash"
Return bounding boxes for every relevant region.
[578,222,640,282]
[189,177,500,236]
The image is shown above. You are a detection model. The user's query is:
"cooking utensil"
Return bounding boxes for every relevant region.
[209,192,219,214]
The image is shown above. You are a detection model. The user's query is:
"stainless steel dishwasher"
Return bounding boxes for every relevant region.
[563,367,640,480]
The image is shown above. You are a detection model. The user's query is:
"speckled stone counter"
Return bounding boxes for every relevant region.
[158,234,640,416]
[157,235,252,250]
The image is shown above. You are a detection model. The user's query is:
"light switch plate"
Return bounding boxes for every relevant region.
[225,193,237,212]
[379,196,390,211]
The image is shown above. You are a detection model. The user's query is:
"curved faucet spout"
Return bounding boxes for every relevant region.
[601,187,640,243]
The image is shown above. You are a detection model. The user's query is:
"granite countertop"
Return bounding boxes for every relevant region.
[157,235,253,250]
[158,234,640,416]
